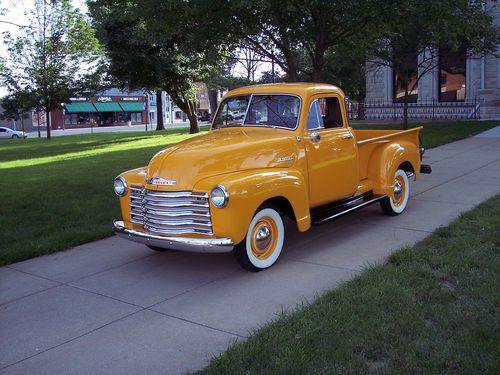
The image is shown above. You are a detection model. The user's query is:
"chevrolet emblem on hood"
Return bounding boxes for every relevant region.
[147,177,177,186]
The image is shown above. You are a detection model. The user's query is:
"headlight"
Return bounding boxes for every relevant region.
[113,176,127,196]
[210,184,229,208]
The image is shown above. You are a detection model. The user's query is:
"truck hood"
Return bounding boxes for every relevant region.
[146,127,297,190]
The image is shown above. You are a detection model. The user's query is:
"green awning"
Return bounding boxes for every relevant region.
[119,102,144,112]
[94,102,123,112]
[64,103,96,113]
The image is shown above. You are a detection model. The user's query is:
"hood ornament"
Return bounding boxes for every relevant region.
[147,177,177,186]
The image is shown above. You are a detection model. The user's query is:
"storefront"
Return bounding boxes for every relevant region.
[50,90,148,130]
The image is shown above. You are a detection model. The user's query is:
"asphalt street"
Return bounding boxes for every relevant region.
[1,126,499,374]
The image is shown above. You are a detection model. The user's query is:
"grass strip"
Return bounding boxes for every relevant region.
[198,194,500,374]
[0,127,208,265]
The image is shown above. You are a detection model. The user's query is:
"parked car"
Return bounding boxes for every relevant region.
[113,83,431,271]
[197,111,211,122]
[0,127,27,139]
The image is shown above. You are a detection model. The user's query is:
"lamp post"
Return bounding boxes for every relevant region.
[60,103,65,130]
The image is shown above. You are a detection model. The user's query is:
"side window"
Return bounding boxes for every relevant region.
[307,97,344,130]
[306,100,324,130]
[0,128,6,132]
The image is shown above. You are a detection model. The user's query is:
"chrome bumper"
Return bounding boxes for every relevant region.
[113,220,234,253]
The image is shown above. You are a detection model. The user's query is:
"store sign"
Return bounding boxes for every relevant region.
[122,97,140,101]
[70,97,87,102]
[97,96,112,102]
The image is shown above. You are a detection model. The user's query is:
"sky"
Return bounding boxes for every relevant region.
[0,0,82,95]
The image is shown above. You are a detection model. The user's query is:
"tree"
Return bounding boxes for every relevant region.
[1,0,104,139]
[0,91,36,133]
[201,0,392,82]
[88,0,229,134]
[368,0,500,128]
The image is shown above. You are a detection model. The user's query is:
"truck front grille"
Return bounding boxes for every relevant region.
[129,186,213,235]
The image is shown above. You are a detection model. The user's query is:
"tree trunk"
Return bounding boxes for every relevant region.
[168,90,199,134]
[46,110,51,139]
[186,110,198,134]
[208,90,218,121]
[311,67,322,82]
[156,90,164,130]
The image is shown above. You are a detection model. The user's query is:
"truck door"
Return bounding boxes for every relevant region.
[304,95,358,207]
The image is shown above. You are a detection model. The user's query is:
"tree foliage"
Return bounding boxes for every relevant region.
[88,0,231,134]
[1,0,104,138]
[200,0,392,83]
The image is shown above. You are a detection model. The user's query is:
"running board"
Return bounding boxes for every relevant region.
[311,192,387,225]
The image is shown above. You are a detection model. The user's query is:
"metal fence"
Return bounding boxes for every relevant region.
[347,98,481,121]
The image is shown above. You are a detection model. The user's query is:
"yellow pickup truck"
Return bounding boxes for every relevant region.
[113,83,431,271]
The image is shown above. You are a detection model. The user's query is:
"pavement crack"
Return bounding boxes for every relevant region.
[149,310,245,339]
[284,258,358,273]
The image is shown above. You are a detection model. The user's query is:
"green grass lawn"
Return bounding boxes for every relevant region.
[0,127,208,265]
[0,120,498,266]
[198,194,500,374]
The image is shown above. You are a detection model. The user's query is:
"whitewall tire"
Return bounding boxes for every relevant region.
[381,169,410,216]
[233,207,285,271]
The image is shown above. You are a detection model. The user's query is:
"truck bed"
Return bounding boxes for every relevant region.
[353,127,422,181]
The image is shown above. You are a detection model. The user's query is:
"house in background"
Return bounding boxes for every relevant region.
[364,0,499,120]
[0,104,36,132]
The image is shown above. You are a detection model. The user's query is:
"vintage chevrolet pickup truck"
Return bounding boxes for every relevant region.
[113,83,431,271]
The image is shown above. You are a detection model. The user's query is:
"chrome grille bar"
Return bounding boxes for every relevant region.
[128,186,212,235]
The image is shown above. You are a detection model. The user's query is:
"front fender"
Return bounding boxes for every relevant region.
[367,141,420,195]
[194,169,310,244]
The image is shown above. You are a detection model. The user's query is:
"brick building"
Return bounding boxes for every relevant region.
[51,89,148,130]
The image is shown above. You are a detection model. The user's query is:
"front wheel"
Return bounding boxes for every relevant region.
[12,134,19,139]
[380,169,410,216]
[233,207,285,272]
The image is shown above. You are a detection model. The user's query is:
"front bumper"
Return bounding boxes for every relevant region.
[113,220,234,253]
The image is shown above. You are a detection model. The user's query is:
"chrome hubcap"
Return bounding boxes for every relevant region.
[394,180,403,201]
[255,225,271,250]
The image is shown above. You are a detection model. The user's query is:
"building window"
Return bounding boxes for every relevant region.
[393,53,418,103]
[131,112,142,123]
[439,48,466,102]
[118,112,131,123]
[64,113,92,125]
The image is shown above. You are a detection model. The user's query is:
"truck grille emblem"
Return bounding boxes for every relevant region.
[147,177,177,186]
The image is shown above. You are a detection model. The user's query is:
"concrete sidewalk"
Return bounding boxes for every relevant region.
[1,128,499,375]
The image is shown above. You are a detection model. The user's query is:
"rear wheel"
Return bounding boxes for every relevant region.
[233,206,285,271]
[380,169,410,216]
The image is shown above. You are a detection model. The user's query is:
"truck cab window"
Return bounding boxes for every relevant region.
[308,97,343,130]
[306,100,324,130]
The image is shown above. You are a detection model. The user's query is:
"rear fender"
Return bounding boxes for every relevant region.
[367,141,420,196]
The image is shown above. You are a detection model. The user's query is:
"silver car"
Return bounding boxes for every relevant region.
[0,127,27,139]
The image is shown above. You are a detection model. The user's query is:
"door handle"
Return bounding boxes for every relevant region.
[305,132,321,143]
[342,134,354,140]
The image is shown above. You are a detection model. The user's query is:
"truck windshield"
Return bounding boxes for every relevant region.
[212,94,300,130]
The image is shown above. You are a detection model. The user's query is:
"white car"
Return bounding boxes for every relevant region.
[0,127,27,139]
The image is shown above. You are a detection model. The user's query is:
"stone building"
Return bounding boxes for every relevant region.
[365,1,499,120]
